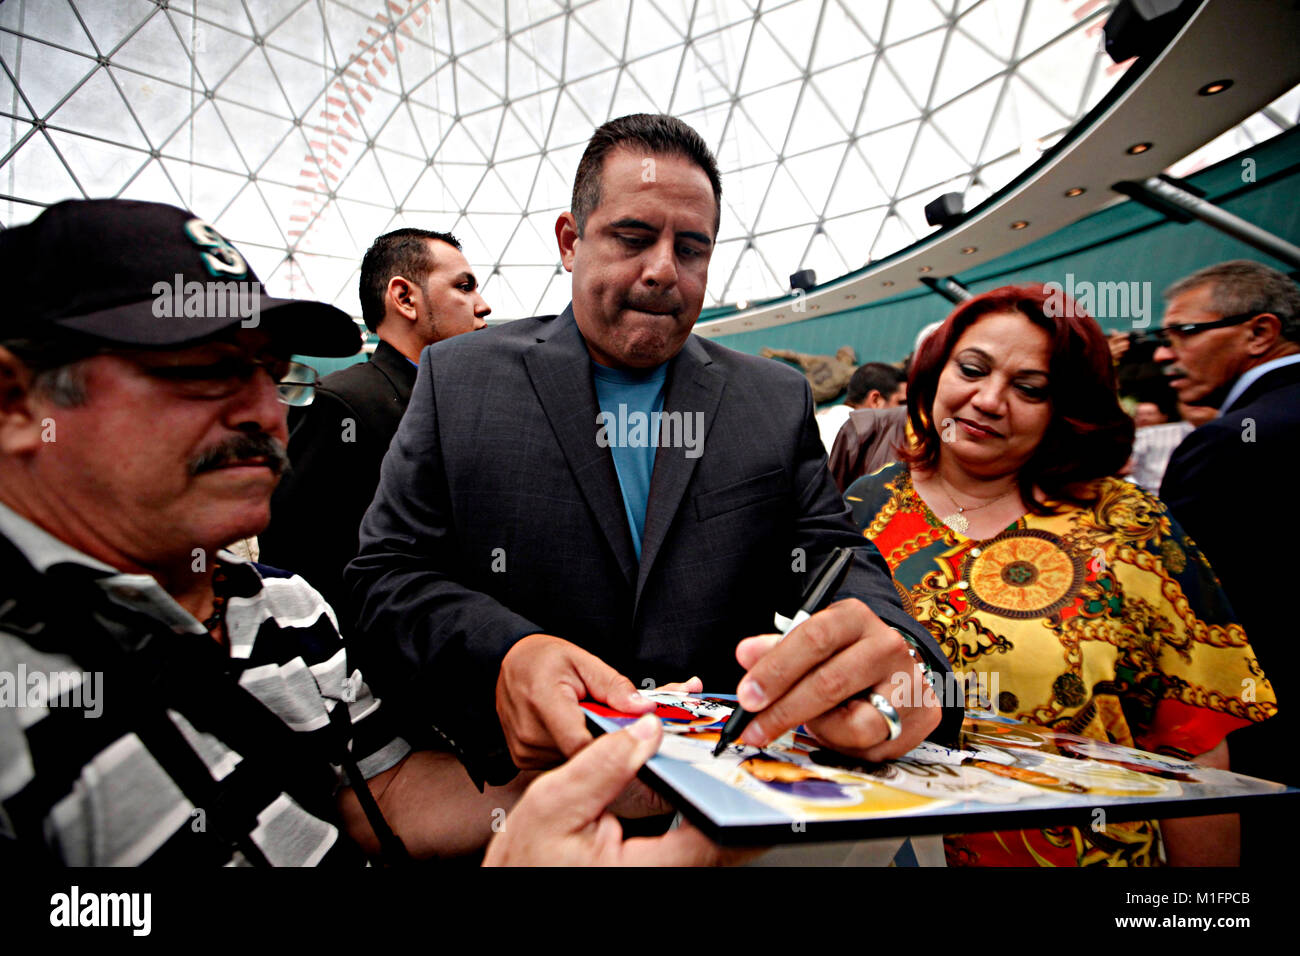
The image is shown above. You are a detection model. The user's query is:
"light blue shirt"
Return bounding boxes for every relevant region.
[1218,353,1300,414]
[591,361,668,561]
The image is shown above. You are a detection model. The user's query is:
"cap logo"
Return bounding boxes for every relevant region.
[183,219,249,280]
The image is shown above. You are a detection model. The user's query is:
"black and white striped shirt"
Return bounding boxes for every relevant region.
[0,503,409,866]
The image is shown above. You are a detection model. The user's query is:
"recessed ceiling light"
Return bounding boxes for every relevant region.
[1010,220,1029,230]
[1127,142,1152,155]
[882,280,895,287]
[918,265,933,273]
[735,300,748,310]
[844,294,857,300]
[960,246,977,254]
[1198,79,1232,96]
[1064,186,1086,198]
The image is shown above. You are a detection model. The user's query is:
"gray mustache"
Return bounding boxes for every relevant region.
[189,433,289,476]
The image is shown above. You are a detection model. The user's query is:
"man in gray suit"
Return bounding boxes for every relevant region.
[347,114,957,788]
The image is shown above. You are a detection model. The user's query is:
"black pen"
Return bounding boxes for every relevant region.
[711,546,856,756]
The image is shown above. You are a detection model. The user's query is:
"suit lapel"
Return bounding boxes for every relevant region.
[634,335,726,612]
[1224,359,1300,414]
[524,307,638,584]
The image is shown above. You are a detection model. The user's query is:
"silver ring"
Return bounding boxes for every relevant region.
[868,692,903,741]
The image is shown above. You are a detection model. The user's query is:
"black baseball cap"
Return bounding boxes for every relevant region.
[0,198,361,357]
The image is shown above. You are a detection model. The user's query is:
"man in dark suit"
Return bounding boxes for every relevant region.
[347,115,956,788]
[261,229,490,618]
[1156,260,1300,857]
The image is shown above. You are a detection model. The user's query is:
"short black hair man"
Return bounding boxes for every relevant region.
[347,114,958,792]
[260,228,490,617]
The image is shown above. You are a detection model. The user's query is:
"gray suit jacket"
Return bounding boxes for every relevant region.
[346,306,958,784]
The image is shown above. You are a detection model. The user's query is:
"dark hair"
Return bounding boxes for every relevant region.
[847,362,905,405]
[1164,259,1300,343]
[902,284,1134,513]
[571,114,722,237]
[358,228,461,332]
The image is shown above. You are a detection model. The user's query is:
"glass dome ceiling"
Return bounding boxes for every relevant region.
[2,0,1296,322]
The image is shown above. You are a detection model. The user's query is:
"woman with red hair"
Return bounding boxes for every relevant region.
[846,284,1275,866]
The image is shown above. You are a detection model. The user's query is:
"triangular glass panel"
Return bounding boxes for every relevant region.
[705,237,745,303]
[883,1,946,46]
[294,199,355,258]
[858,58,916,132]
[760,3,818,72]
[669,46,725,115]
[106,67,189,152]
[501,216,556,264]
[2,0,96,55]
[811,2,879,73]
[723,161,775,236]
[497,265,557,316]
[809,56,875,134]
[188,99,252,175]
[255,178,322,237]
[509,89,558,151]
[116,156,188,208]
[898,121,969,196]
[824,207,887,269]
[263,47,331,117]
[244,0,305,40]
[219,48,296,119]
[461,105,504,159]
[932,24,1005,108]
[609,68,658,120]
[404,165,460,214]
[433,117,490,164]
[624,47,683,114]
[801,227,850,283]
[496,107,542,162]
[529,156,571,211]
[160,158,248,221]
[449,0,502,53]
[885,30,944,107]
[625,0,684,60]
[536,269,572,316]
[332,198,396,266]
[511,15,566,83]
[44,129,146,197]
[754,163,818,234]
[494,154,543,206]
[560,72,615,128]
[469,166,527,214]
[467,211,520,263]
[787,82,850,153]
[566,7,625,79]
[823,143,890,217]
[738,22,802,96]
[1019,0,1077,60]
[49,65,150,149]
[166,1,252,36]
[75,0,159,56]
[956,0,1025,65]
[459,42,506,101]
[376,99,431,161]
[3,131,84,204]
[755,225,815,284]
[8,41,97,120]
[738,80,801,154]
[371,146,427,205]
[182,22,258,92]
[929,82,1000,165]
[454,58,506,114]
[109,8,199,88]
[783,143,845,217]
[214,100,296,174]
[214,179,285,248]
[262,1,330,65]
[256,126,324,193]
[1017,32,1095,121]
[856,120,919,196]
[869,209,914,261]
[729,243,780,304]
[407,62,457,114]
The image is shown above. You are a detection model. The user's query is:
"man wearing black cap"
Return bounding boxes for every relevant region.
[0,199,726,867]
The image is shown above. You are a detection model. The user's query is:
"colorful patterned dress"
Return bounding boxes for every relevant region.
[846,463,1277,866]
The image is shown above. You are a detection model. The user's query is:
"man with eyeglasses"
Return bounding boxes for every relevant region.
[0,199,730,867]
[1152,259,1300,863]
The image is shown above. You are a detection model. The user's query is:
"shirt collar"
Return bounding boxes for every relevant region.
[1218,353,1300,415]
[0,500,246,635]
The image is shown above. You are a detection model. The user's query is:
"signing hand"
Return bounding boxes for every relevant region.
[496,633,654,769]
[483,714,737,866]
[732,598,940,761]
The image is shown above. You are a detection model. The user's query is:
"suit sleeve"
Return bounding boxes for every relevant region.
[345,349,540,787]
[786,382,963,745]
[260,389,372,618]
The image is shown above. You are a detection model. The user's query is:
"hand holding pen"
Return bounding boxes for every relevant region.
[713,547,941,760]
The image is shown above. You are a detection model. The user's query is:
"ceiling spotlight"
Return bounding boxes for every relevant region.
[960,246,977,255]
[882,280,895,287]
[1064,186,1086,198]
[1198,79,1233,96]
[1127,142,1152,155]
[918,265,933,273]
[1010,220,1029,230]
[735,299,749,310]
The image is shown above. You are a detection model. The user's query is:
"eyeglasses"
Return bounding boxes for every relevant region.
[1137,311,1267,349]
[120,353,319,406]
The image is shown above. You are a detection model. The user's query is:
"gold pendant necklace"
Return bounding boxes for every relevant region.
[936,479,1017,535]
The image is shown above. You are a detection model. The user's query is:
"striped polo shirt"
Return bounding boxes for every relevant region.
[0,503,409,866]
